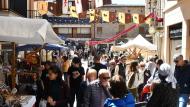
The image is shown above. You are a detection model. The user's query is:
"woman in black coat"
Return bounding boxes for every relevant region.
[44,66,70,107]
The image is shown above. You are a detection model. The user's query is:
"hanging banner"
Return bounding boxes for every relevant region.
[132,14,145,24]
[90,9,100,23]
[118,12,132,24]
[101,10,116,22]
[95,0,112,8]
[75,0,89,14]
[89,9,96,22]
[37,1,48,15]
[62,0,69,14]
[79,12,87,19]
[70,6,78,18]
[101,10,109,22]
[95,0,104,8]
[87,12,162,46]
[109,12,116,22]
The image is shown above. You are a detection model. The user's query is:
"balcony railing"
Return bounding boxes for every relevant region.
[44,17,90,25]
[60,34,91,38]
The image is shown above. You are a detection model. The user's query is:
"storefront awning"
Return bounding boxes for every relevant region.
[0,16,64,44]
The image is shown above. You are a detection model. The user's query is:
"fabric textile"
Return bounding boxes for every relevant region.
[84,80,111,107]
[104,93,135,107]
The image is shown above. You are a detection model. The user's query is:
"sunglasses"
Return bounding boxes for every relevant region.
[102,77,111,80]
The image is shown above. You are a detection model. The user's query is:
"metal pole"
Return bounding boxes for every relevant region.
[11,42,16,88]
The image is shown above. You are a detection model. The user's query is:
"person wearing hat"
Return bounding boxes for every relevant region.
[173,54,190,107]
[67,57,85,107]
[147,63,178,107]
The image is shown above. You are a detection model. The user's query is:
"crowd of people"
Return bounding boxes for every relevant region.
[5,53,190,107]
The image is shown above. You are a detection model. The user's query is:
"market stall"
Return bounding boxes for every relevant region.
[0,16,63,44]
[111,34,157,61]
[0,16,64,107]
[122,34,157,51]
[111,40,133,52]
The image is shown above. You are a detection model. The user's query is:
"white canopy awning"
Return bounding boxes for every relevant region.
[111,40,133,51]
[0,16,64,44]
[111,35,157,52]
[124,34,157,51]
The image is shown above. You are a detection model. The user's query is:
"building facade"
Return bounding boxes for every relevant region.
[163,0,190,68]
[93,4,147,50]
[0,0,147,51]
[145,0,164,59]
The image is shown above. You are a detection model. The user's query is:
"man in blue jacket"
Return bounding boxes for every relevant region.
[174,55,190,107]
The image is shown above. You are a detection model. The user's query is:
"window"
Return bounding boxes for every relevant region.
[77,28,91,34]
[82,28,91,34]
[77,28,81,34]
[128,10,131,13]
[97,27,102,35]
[72,28,77,37]
[58,28,72,34]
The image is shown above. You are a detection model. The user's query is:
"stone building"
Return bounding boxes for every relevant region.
[93,4,147,50]
[163,0,190,68]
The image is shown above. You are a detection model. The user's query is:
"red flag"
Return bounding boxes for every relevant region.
[109,12,116,22]
[126,14,132,23]
[156,18,164,22]
[79,12,87,19]
[139,15,145,23]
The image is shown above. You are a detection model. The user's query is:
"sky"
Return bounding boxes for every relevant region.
[112,0,145,5]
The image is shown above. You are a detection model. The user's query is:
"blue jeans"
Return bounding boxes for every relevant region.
[179,94,189,107]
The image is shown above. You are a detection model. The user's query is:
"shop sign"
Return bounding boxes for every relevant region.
[169,23,182,39]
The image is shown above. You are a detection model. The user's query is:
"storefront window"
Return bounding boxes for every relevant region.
[169,23,182,69]
[169,23,182,39]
